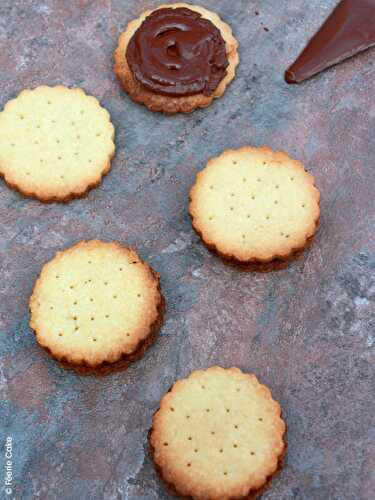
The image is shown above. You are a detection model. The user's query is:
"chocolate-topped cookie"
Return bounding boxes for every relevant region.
[114,3,239,113]
[126,7,229,97]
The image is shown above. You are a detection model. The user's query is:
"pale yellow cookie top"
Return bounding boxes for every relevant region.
[151,367,286,500]
[29,240,161,366]
[189,146,320,262]
[0,85,115,201]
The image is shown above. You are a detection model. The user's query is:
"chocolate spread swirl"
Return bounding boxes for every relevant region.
[126,7,229,97]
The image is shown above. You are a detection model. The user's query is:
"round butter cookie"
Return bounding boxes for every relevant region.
[150,367,286,499]
[189,146,320,265]
[0,85,115,202]
[114,3,239,114]
[29,240,164,374]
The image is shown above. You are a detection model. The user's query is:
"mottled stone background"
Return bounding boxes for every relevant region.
[0,1,374,499]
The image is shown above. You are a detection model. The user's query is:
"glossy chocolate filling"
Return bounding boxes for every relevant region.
[126,7,229,97]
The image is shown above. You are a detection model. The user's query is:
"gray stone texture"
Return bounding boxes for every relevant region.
[0,1,374,499]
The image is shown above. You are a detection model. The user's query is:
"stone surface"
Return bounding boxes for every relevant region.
[0,1,374,499]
